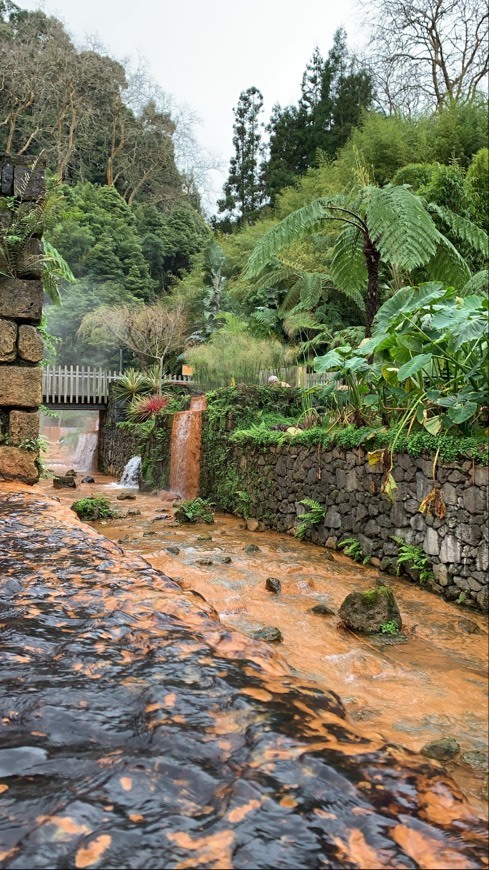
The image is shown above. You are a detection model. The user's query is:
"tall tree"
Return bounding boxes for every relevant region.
[364,0,489,112]
[263,32,372,204]
[217,86,265,226]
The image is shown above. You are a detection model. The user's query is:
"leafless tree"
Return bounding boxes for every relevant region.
[78,301,187,389]
[361,0,489,112]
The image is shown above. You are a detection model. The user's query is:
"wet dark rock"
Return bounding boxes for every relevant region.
[220,556,232,564]
[196,535,212,541]
[244,543,260,554]
[339,586,402,634]
[421,738,461,761]
[66,469,77,477]
[252,626,284,643]
[457,618,483,635]
[323,550,334,561]
[308,604,335,616]
[143,531,156,537]
[117,536,130,544]
[81,475,95,484]
[126,509,142,517]
[152,513,170,522]
[53,475,76,489]
[165,546,180,555]
[195,559,213,566]
[265,577,281,594]
[461,751,488,771]
[117,492,136,500]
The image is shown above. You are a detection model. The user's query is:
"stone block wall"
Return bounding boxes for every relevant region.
[98,387,138,477]
[217,442,489,612]
[0,155,45,484]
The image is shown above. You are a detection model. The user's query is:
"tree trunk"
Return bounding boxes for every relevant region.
[363,233,381,337]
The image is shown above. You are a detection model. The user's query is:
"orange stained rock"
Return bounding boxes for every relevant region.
[75,835,112,868]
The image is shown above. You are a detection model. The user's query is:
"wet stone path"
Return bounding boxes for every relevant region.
[0,487,488,869]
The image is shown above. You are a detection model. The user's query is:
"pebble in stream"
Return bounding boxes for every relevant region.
[0,488,487,870]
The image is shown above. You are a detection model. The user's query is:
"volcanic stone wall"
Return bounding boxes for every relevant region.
[0,155,45,484]
[223,443,489,612]
[98,387,138,477]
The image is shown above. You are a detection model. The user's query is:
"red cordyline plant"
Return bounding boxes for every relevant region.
[127,394,169,422]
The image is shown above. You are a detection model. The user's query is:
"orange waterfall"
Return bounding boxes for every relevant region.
[169,395,207,498]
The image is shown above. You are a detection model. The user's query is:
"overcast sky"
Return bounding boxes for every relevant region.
[16,0,364,207]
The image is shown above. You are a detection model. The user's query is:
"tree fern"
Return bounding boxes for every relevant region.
[428,203,489,259]
[460,270,488,296]
[367,186,440,270]
[246,198,331,277]
[330,224,367,294]
[426,235,471,289]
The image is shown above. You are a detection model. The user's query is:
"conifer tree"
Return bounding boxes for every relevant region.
[217,86,265,226]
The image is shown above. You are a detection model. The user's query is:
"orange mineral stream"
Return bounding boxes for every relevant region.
[37,438,488,818]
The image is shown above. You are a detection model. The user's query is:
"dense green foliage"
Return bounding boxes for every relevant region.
[2,1,486,413]
[71,497,117,520]
[174,498,214,524]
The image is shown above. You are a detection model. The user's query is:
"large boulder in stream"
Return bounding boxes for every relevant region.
[0,487,485,869]
[339,585,402,634]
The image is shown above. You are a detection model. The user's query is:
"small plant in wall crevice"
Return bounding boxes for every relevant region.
[338,537,370,564]
[294,498,325,540]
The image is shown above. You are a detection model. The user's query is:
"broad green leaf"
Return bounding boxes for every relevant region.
[423,415,442,435]
[447,402,478,424]
[397,354,432,382]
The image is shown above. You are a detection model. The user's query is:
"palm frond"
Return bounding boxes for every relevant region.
[428,203,489,259]
[367,185,439,269]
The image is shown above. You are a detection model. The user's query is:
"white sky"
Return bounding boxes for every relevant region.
[16,0,364,207]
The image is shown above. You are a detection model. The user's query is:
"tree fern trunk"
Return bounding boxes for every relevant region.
[363,234,381,336]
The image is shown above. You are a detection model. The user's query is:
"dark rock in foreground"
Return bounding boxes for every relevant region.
[0,487,486,869]
[265,577,281,594]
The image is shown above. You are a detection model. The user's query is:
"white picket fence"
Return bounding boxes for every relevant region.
[259,367,333,389]
[42,365,331,406]
[42,365,119,405]
[42,366,197,406]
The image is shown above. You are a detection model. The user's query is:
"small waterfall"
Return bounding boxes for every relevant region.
[73,432,98,472]
[119,455,142,488]
[169,396,206,499]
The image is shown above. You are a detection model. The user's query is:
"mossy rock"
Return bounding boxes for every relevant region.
[338,586,402,634]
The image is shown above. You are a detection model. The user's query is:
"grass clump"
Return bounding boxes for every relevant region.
[392,537,434,584]
[174,497,215,524]
[71,497,117,520]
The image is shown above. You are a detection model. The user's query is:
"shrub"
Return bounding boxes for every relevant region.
[127,394,169,422]
[174,498,215,524]
[71,497,117,520]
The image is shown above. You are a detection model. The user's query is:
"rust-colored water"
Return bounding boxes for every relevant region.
[168,397,206,498]
[38,452,489,818]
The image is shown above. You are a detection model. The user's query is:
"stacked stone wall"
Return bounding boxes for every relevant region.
[98,387,137,477]
[0,155,45,484]
[223,443,488,612]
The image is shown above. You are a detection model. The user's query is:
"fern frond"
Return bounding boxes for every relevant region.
[460,270,488,296]
[330,224,368,294]
[428,203,489,259]
[367,185,439,269]
[426,235,471,289]
[245,197,363,278]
